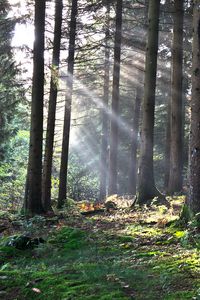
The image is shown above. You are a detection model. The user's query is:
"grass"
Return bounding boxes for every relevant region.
[0,202,200,299]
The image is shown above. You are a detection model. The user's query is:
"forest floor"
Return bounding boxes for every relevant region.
[0,196,200,300]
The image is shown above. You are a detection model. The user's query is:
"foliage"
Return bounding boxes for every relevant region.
[0,130,29,210]
[0,0,26,160]
[52,153,99,202]
[4,235,45,250]
[0,1,28,211]
[21,215,47,236]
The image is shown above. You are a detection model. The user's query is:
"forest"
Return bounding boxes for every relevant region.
[0,0,200,299]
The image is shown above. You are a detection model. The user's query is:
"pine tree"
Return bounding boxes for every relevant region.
[188,0,200,215]
[108,0,123,196]
[42,0,63,212]
[0,0,24,160]
[99,0,110,201]
[58,0,78,208]
[137,0,161,204]
[167,0,184,194]
[128,69,142,195]
[24,0,46,214]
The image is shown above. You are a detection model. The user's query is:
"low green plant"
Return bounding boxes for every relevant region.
[21,215,46,236]
[49,226,87,250]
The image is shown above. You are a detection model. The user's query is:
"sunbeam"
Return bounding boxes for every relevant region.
[59,71,139,141]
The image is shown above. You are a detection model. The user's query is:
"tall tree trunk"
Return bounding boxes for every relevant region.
[24,0,46,214]
[163,66,172,190]
[137,0,161,204]
[58,0,77,208]
[108,0,123,196]
[188,0,200,215]
[164,94,171,190]
[42,0,63,212]
[128,71,142,195]
[167,0,184,194]
[99,0,110,202]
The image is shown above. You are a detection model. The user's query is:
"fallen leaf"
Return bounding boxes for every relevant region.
[32,288,41,293]
[122,284,130,288]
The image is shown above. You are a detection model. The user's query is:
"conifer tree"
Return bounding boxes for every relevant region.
[24,0,46,214]
[42,0,63,212]
[188,0,200,215]
[108,0,123,196]
[128,69,142,195]
[167,0,184,194]
[99,0,110,201]
[58,0,78,208]
[0,0,24,160]
[137,0,161,204]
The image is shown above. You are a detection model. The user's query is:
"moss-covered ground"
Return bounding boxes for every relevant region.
[0,197,200,299]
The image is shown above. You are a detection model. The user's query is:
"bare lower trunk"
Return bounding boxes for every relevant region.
[24,0,46,214]
[108,0,123,196]
[58,0,77,208]
[128,78,142,195]
[168,0,184,194]
[42,0,63,212]
[164,94,171,190]
[188,1,200,215]
[99,0,110,202]
[137,0,161,204]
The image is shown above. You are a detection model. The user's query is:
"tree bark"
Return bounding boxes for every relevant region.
[99,0,110,202]
[128,71,142,195]
[167,0,184,194]
[108,0,123,196]
[137,0,161,204]
[58,0,77,208]
[189,0,200,215]
[42,0,63,212]
[164,94,171,190]
[24,0,46,214]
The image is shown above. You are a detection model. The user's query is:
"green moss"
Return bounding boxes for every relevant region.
[48,227,88,251]
[164,291,196,299]
[174,230,187,239]
[0,245,21,259]
[0,224,199,300]
[116,235,134,243]
[126,224,163,238]
[99,291,129,299]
